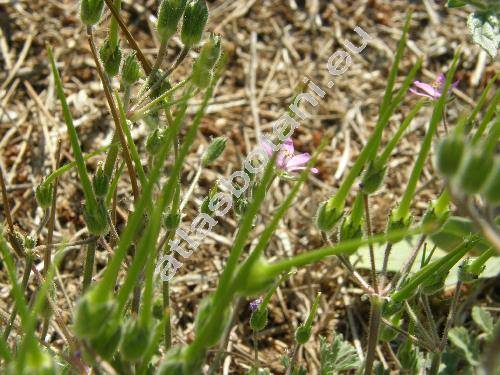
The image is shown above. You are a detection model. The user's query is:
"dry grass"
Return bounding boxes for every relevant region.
[0,0,498,373]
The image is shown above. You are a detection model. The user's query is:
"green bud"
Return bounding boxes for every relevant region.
[121,52,141,86]
[482,157,500,204]
[147,70,172,100]
[93,163,109,198]
[315,201,343,232]
[435,134,464,178]
[84,201,109,235]
[99,38,122,77]
[73,288,116,339]
[89,322,121,360]
[157,0,187,41]
[387,209,412,243]
[80,0,104,26]
[233,196,248,216]
[23,235,37,250]
[200,195,211,215]
[421,205,449,235]
[192,66,213,89]
[146,128,164,155]
[120,319,151,362]
[202,136,227,166]
[194,34,221,73]
[250,307,268,332]
[236,258,276,297]
[153,298,166,320]
[361,161,387,194]
[456,145,493,194]
[338,217,363,253]
[35,182,53,209]
[295,325,312,345]
[458,259,478,283]
[181,0,209,48]
[194,296,230,346]
[163,211,181,229]
[158,347,185,375]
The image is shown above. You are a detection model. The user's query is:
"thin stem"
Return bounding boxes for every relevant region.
[379,242,393,292]
[83,237,98,291]
[103,0,152,74]
[0,163,14,231]
[363,194,378,293]
[439,280,462,351]
[253,331,259,370]
[179,165,202,212]
[285,343,299,375]
[364,296,382,375]
[153,39,168,71]
[87,27,140,203]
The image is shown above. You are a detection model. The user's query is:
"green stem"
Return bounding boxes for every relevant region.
[364,296,382,375]
[83,238,97,291]
[109,0,121,49]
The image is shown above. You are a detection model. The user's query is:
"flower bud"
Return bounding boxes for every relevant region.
[194,296,230,346]
[361,161,386,194]
[294,325,311,345]
[202,136,227,166]
[422,205,449,235]
[35,182,53,209]
[482,157,500,204]
[233,196,248,216]
[458,259,478,283]
[23,235,37,250]
[147,70,172,100]
[338,217,363,253]
[236,258,276,297]
[157,0,187,41]
[99,38,122,77]
[73,288,116,340]
[119,319,151,362]
[197,34,222,72]
[387,209,412,243]
[192,66,213,89]
[181,0,209,48]
[250,307,268,332]
[89,322,121,360]
[163,211,181,229]
[315,201,343,232]
[146,128,164,155]
[93,163,109,198]
[80,0,104,26]
[456,146,493,194]
[84,201,109,235]
[436,134,464,178]
[121,52,141,86]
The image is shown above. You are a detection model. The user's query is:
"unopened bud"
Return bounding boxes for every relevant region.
[73,288,116,340]
[361,161,386,194]
[35,182,53,209]
[84,202,109,235]
[387,209,412,243]
[202,136,227,166]
[99,38,122,77]
[157,0,187,41]
[23,235,37,250]
[93,164,109,198]
[482,157,500,204]
[121,53,141,86]
[80,0,104,26]
[120,319,151,362]
[338,217,362,253]
[436,134,464,178]
[181,0,209,48]
[146,129,164,155]
[250,307,268,332]
[163,211,181,229]
[315,201,343,232]
[456,146,493,194]
[89,322,121,360]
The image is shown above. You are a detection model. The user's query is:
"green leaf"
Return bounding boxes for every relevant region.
[471,306,494,338]
[467,12,499,58]
[447,0,467,7]
[448,327,480,367]
[320,335,360,374]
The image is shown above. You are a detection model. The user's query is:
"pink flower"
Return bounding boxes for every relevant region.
[262,138,319,174]
[249,297,263,312]
[409,73,459,100]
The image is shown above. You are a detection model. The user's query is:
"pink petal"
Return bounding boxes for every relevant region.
[261,139,275,156]
[436,73,445,86]
[409,87,434,99]
[282,138,294,154]
[286,153,311,168]
[451,79,460,89]
[310,167,319,173]
[286,166,319,174]
[277,152,286,168]
[413,81,440,98]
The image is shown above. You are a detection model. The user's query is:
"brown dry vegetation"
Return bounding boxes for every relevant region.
[0,0,498,373]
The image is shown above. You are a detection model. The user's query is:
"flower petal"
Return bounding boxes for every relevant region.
[282,138,294,154]
[413,81,439,98]
[409,87,434,99]
[286,153,311,168]
[261,138,275,156]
